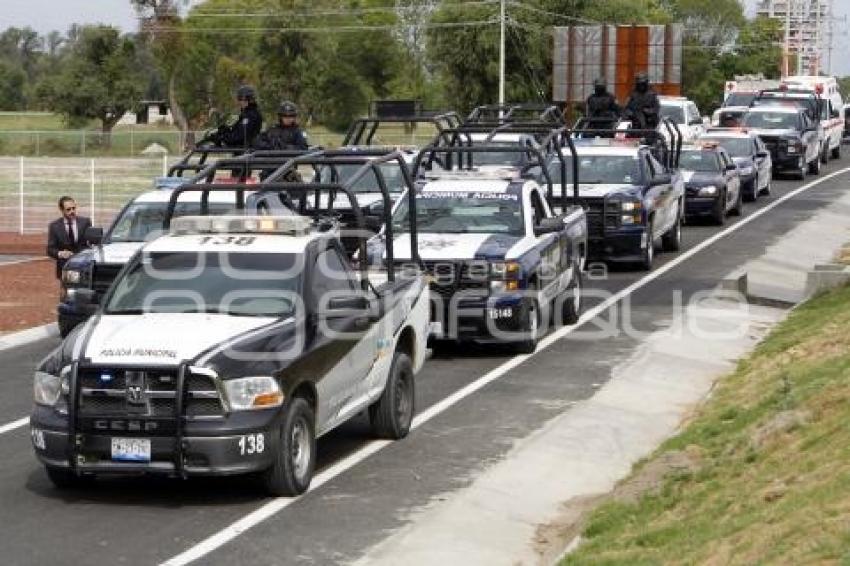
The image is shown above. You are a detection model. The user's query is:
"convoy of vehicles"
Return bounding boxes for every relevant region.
[35,79,843,492]
[780,76,845,159]
[679,143,742,224]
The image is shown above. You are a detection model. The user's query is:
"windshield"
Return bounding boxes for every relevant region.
[660,105,685,123]
[700,137,750,157]
[743,112,799,130]
[753,96,818,117]
[679,151,720,172]
[723,92,756,107]
[393,191,523,235]
[550,155,640,184]
[318,163,407,193]
[107,202,235,243]
[105,252,300,317]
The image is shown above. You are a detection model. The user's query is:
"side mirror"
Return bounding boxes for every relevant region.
[534,215,565,237]
[326,295,371,311]
[322,295,377,328]
[650,173,672,186]
[756,150,769,158]
[84,226,103,245]
[726,163,738,172]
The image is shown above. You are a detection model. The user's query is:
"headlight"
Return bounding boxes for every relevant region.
[223,376,284,411]
[698,185,719,196]
[620,201,642,212]
[490,280,520,293]
[490,261,520,279]
[34,370,68,406]
[62,269,83,285]
[739,166,753,175]
[621,215,637,224]
[786,146,797,153]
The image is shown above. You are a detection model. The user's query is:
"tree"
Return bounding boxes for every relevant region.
[38,26,145,144]
[0,61,27,110]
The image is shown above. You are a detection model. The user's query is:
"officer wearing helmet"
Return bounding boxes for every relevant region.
[585,77,620,124]
[254,101,309,151]
[216,85,264,149]
[624,72,660,130]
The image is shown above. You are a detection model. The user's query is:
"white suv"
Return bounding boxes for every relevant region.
[660,96,705,143]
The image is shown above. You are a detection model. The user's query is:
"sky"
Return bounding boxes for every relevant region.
[3,0,848,77]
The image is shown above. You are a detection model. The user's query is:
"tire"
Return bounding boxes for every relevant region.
[832,143,841,160]
[638,219,655,271]
[262,397,316,497]
[558,262,582,326]
[809,154,820,175]
[792,158,806,181]
[760,178,771,196]
[730,186,743,217]
[712,192,726,226]
[45,466,91,489]
[58,316,78,339]
[515,294,540,354]
[820,144,829,164]
[369,351,415,440]
[743,177,758,202]
[661,207,682,252]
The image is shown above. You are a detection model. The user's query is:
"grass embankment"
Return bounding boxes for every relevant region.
[565,283,850,564]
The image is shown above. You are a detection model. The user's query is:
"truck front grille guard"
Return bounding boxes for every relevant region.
[68,361,194,478]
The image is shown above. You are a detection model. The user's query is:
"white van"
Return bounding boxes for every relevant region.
[782,76,845,160]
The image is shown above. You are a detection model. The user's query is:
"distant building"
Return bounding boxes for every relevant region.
[756,0,830,75]
[118,100,173,126]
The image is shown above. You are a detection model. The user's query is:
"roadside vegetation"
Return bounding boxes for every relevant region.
[564,283,850,564]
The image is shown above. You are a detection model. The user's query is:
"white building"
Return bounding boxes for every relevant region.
[756,0,830,75]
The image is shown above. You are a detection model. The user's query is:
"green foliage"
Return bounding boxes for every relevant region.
[36,26,146,138]
[0,61,27,110]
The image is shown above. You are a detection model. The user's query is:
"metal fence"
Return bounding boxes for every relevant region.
[0,156,169,234]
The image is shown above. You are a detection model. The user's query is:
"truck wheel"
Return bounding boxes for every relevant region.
[369,351,414,440]
[760,178,772,196]
[809,155,820,175]
[262,397,316,496]
[45,466,91,489]
[792,158,806,180]
[515,297,540,354]
[639,220,655,271]
[712,193,726,226]
[661,208,682,252]
[832,144,841,160]
[559,262,582,326]
[730,186,743,217]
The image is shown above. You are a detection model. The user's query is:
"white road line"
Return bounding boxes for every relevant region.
[0,417,29,435]
[158,168,850,565]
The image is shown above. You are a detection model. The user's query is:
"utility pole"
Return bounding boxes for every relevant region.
[499,0,506,105]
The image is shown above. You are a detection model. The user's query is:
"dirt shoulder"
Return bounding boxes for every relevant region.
[0,258,57,334]
[0,233,47,256]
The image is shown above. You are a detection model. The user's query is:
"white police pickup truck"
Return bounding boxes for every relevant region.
[31,154,429,497]
[369,170,586,353]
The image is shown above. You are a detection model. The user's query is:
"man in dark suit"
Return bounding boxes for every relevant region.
[47,196,92,279]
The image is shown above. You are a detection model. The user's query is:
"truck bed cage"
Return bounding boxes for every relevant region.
[568,117,683,169]
[342,112,462,146]
[166,147,250,177]
[164,148,420,287]
[466,103,565,125]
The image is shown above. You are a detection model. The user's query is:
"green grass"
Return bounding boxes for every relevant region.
[564,283,850,565]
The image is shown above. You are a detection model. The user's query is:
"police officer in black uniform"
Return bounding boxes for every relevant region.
[585,77,620,125]
[216,85,264,149]
[624,72,661,130]
[254,101,309,150]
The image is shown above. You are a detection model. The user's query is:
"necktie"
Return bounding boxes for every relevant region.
[67,220,75,246]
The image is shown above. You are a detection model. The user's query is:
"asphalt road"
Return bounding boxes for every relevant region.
[0,158,849,566]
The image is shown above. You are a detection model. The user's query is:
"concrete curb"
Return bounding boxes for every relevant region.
[0,323,58,352]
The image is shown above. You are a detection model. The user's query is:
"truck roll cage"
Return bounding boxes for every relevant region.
[568,116,683,169]
[342,112,462,147]
[466,103,565,125]
[164,148,420,287]
[166,146,250,177]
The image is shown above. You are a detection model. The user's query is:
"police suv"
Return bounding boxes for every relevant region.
[368,146,587,353]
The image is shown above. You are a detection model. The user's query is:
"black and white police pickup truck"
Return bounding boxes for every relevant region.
[368,143,587,353]
[31,155,429,496]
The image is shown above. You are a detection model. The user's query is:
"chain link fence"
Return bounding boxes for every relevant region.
[0,156,169,234]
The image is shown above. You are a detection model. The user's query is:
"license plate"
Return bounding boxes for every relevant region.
[111,438,151,462]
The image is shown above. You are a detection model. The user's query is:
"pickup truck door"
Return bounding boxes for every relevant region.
[529,188,564,299]
[309,245,378,432]
[644,154,672,237]
[802,114,820,163]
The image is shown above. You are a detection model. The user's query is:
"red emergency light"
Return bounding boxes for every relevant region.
[815,83,824,94]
